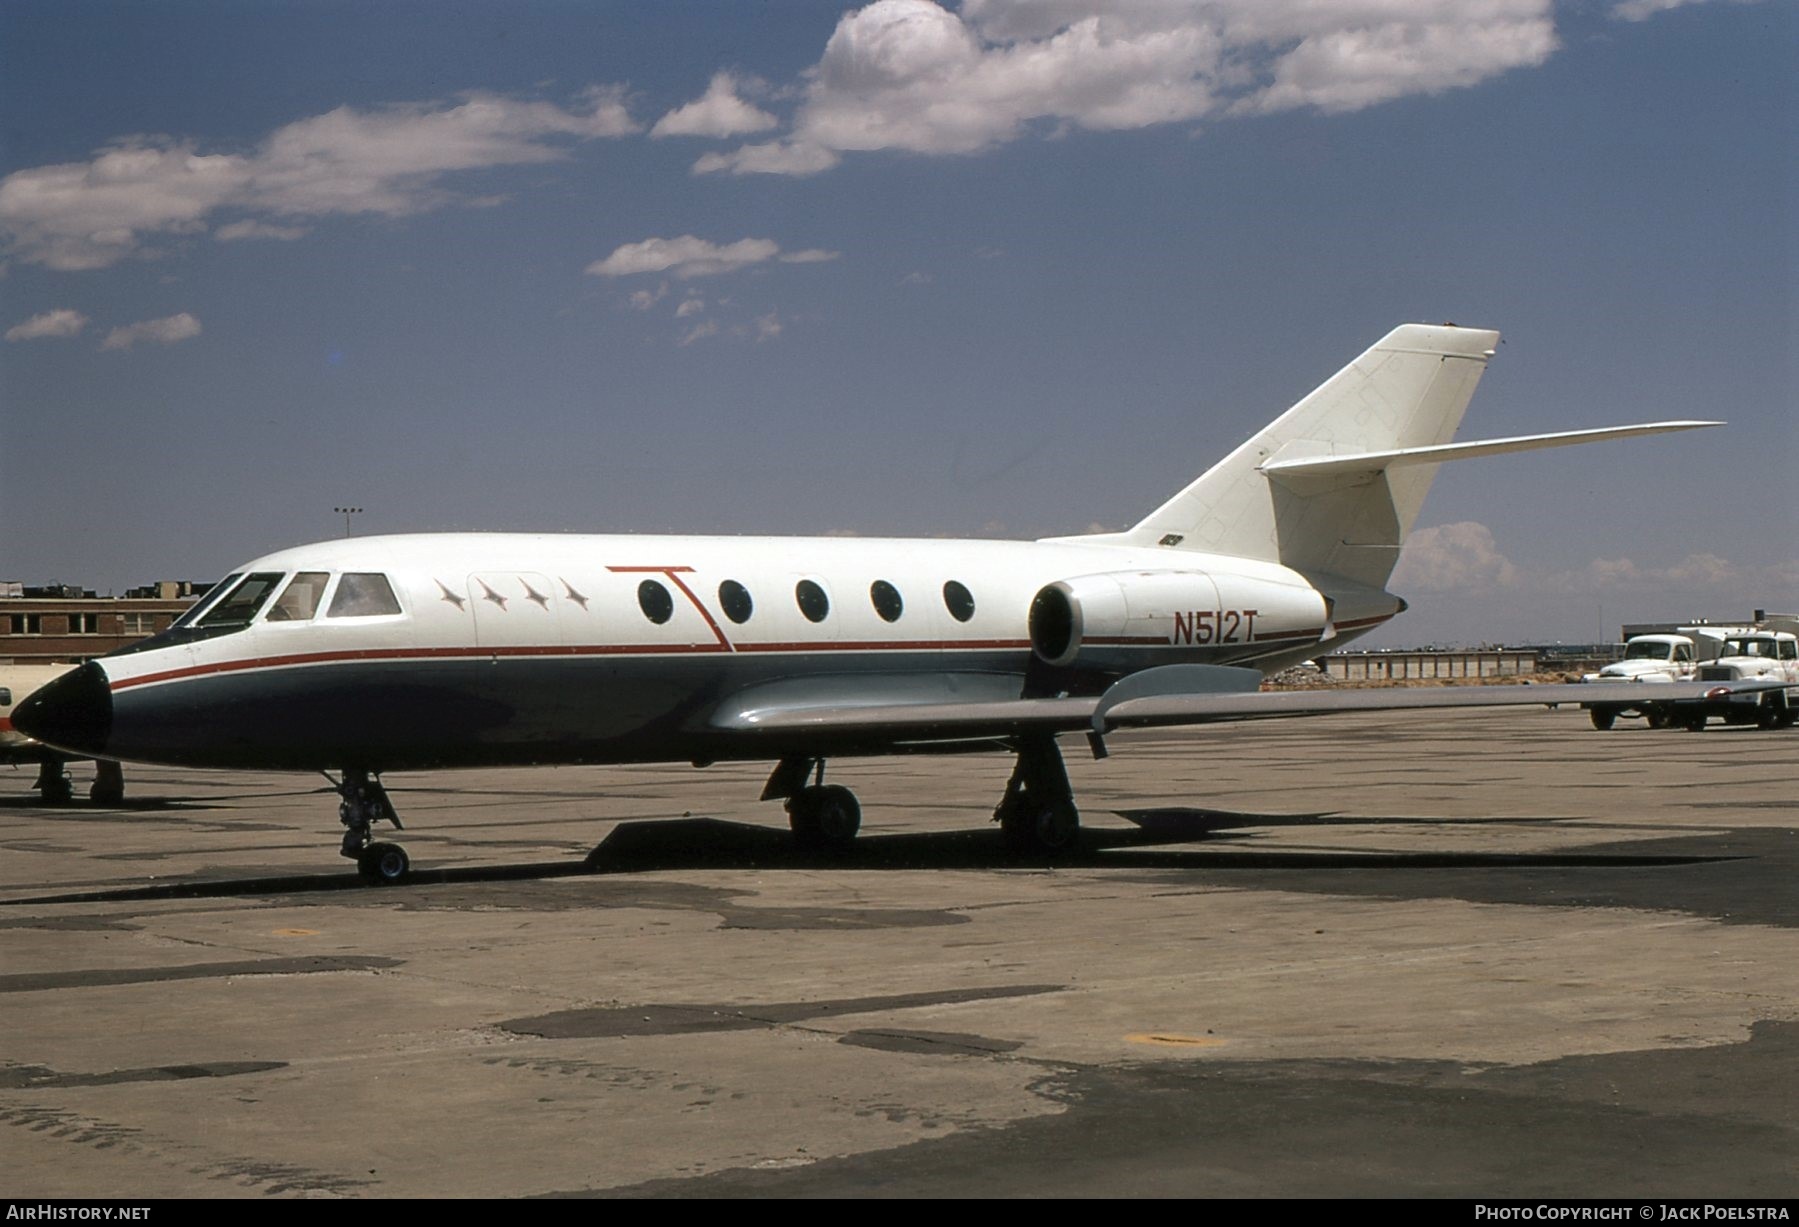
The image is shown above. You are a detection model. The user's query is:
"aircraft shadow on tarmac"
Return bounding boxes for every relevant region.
[6,807,1730,907]
[0,785,337,813]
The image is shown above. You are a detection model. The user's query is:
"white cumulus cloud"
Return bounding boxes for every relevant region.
[628,283,669,311]
[652,73,780,138]
[214,219,310,242]
[1610,0,1727,20]
[701,0,1558,175]
[677,319,720,346]
[587,235,837,279]
[0,88,637,270]
[693,140,843,176]
[6,308,89,341]
[1391,521,1520,591]
[100,312,202,350]
[1548,552,1790,593]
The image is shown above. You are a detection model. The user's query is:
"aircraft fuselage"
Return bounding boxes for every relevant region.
[39,532,1385,773]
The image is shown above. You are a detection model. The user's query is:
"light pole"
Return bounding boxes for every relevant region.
[334,506,363,538]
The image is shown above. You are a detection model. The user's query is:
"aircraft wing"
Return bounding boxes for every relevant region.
[709,675,1786,744]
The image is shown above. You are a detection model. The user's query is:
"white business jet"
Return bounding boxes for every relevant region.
[15,325,1746,882]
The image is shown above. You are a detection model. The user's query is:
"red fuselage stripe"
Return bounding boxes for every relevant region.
[104,616,1382,695]
[107,640,1042,692]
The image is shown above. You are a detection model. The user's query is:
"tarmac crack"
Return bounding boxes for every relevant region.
[0,954,404,993]
[501,984,1065,1039]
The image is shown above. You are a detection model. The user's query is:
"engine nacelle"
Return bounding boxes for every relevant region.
[1029,570,1330,667]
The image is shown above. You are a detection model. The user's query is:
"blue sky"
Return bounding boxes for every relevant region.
[1,0,1792,645]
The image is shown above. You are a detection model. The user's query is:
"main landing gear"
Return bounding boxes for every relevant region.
[992,733,1082,854]
[329,768,409,884]
[765,757,862,850]
[763,733,1084,857]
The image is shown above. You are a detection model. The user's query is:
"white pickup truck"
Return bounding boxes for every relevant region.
[1582,633,1700,729]
[1671,631,1799,730]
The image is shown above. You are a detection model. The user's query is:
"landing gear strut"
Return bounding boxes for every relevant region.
[766,757,862,850]
[33,758,73,805]
[993,733,1081,854]
[329,769,409,884]
[90,760,125,806]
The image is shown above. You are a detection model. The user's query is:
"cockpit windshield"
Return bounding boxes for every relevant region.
[196,573,288,628]
[170,574,241,629]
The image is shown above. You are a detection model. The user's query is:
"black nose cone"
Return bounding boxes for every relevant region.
[13,661,112,757]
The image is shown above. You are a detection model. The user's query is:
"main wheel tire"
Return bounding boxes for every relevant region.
[1590,707,1616,731]
[1001,798,1080,854]
[1645,707,1670,730]
[357,841,410,884]
[38,776,74,805]
[789,784,860,848]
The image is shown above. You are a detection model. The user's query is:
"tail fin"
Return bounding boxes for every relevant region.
[1118,323,1500,589]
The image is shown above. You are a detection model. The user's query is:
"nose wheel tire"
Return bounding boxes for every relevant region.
[357,841,410,884]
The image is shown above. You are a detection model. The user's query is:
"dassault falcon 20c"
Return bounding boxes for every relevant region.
[18,324,1765,882]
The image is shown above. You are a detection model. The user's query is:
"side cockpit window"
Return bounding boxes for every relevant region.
[196,572,287,628]
[265,572,330,622]
[328,573,402,618]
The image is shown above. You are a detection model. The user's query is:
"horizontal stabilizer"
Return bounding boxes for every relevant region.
[1259,420,1720,481]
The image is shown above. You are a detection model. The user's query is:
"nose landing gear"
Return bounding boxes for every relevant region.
[328,769,409,884]
[33,758,74,805]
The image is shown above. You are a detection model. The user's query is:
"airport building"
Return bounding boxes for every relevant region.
[0,581,207,665]
[1316,648,1540,682]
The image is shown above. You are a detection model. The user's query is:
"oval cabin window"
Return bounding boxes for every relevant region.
[719,579,753,624]
[638,580,674,625]
[870,580,903,623]
[795,579,830,624]
[942,580,975,623]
